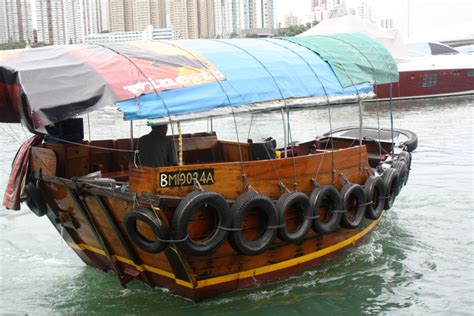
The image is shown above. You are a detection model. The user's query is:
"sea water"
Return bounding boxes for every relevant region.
[0,96,472,315]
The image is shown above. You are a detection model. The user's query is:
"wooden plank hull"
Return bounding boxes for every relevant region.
[30,144,385,301]
[61,219,378,300]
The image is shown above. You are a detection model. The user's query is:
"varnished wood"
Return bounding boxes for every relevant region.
[30,147,57,175]
[133,145,369,200]
[29,133,386,301]
[43,142,89,177]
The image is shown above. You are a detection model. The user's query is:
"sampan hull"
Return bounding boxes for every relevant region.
[28,144,386,301]
[49,209,379,300]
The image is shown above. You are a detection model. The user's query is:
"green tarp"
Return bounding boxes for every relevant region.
[288,33,399,87]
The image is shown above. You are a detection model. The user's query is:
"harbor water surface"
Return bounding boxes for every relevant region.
[0,96,473,315]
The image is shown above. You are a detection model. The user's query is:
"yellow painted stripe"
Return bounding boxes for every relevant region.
[195,219,380,287]
[67,242,188,286]
[67,218,379,289]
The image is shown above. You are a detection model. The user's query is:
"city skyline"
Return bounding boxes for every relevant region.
[276,0,473,41]
[1,0,472,44]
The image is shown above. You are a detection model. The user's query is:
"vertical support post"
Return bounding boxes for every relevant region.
[87,113,92,143]
[130,120,134,150]
[358,100,363,146]
[280,109,287,158]
[177,121,183,166]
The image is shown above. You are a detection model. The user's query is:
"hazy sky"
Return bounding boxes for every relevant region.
[276,0,474,41]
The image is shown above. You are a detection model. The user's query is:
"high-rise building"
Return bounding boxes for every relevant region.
[311,0,346,23]
[238,0,275,33]
[170,0,198,39]
[151,0,167,28]
[36,0,64,44]
[0,0,33,44]
[260,0,275,29]
[284,13,299,28]
[197,0,216,38]
[215,0,239,37]
[109,0,126,32]
[108,0,166,33]
[380,18,393,29]
[36,0,106,45]
[240,0,256,30]
[0,1,8,44]
[357,1,372,22]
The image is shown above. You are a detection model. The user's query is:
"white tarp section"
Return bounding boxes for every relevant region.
[298,15,410,62]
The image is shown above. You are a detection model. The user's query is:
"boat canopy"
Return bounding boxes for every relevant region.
[288,33,399,87]
[0,33,398,131]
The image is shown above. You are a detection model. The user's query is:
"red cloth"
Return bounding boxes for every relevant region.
[3,135,43,210]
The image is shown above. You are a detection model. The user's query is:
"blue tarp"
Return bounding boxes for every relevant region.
[116,39,373,121]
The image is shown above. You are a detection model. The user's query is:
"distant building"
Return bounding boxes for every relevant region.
[215,0,275,38]
[284,13,300,28]
[83,26,172,43]
[170,0,198,39]
[380,18,393,29]
[109,0,166,33]
[311,0,345,11]
[239,27,277,38]
[0,1,8,43]
[198,0,216,38]
[357,1,372,22]
[36,0,107,45]
[0,0,33,44]
[261,0,275,29]
[240,0,256,30]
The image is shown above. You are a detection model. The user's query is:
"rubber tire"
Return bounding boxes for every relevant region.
[340,183,367,229]
[363,176,386,220]
[309,185,343,235]
[276,192,312,245]
[25,181,48,217]
[323,127,418,152]
[397,151,412,185]
[172,190,231,257]
[398,151,412,168]
[382,168,400,210]
[392,160,409,194]
[124,206,169,253]
[228,192,278,256]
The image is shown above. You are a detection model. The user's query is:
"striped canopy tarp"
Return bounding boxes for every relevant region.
[0,33,398,130]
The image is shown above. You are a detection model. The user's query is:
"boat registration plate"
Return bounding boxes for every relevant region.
[160,169,215,188]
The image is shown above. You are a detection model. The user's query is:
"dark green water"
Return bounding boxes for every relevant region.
[1,97,473,315]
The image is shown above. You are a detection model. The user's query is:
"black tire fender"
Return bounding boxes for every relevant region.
[25,180,48,217]
[398,151,412,170]
[172,190,231,256]
[382,168,400,210]
[228,192,278,256]
[323,127,418,152]
[340,183,367,229]
[309,185,343,234]
[276,191,312,244]
[124,206,169,253]
[363,176,386,220]
[392,160,409,193]
[398,129,418,153]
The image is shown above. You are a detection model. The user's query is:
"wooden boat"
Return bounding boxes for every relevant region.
[0,35,416,300]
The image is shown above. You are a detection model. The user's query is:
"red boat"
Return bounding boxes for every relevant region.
[376,42,474,100]
[299,17,474,101]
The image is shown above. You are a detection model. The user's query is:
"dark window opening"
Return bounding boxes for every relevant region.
[422,73,438,88]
